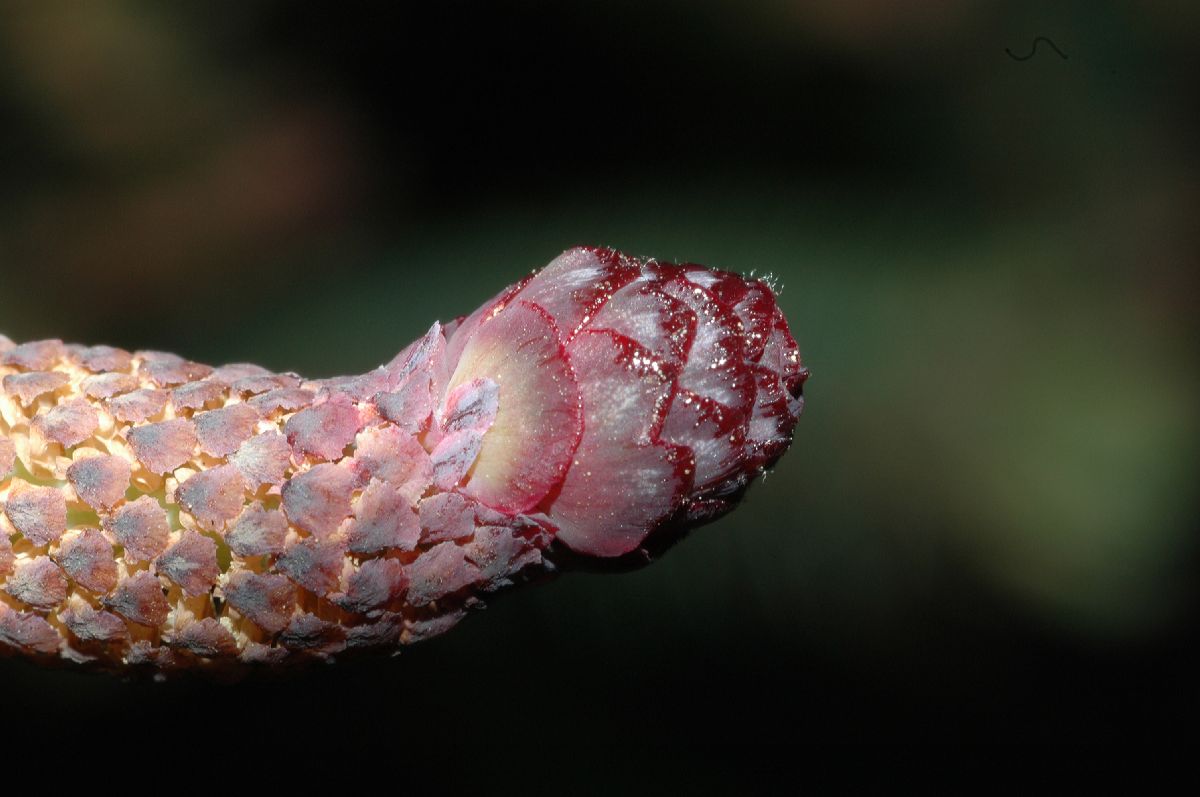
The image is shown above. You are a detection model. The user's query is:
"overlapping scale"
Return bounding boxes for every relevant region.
[545,330,691,556]
[445,301,582,514]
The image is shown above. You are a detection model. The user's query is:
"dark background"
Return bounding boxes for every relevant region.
[1,1,1197,751]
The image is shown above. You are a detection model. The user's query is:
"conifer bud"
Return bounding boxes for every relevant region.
[0,248,805,673]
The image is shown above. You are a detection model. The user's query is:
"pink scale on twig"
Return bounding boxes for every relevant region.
[284,394,361,461]
[345,612,404,649]
[77,345,134,374]
[0,611,61,654]
[60,604,129,643]
[156,531,220,596]
[275,536,346,597]
[384,321,446,389]
[0,436,15,480]
[312,368,393,403]
[239,642,288,665]
[464,525,542,592]
[0,534,12,578]
[281,462,355,538]
[138,352,213,387]
[373,377,434,433]
[429,429,483,491]
[247,387,315,416]
[212,363,271,382]
[222,571,296,635]
[82,372,139,400]
[35,398,100,448]
[106,388,170,423]
[441,377,499,434]
[172,617,237,657]
[279,613,345,654]
[67,454,131,512]
[3,371,69,407]
[350,425,431,502]
[403,610,466,644]
[230,431,292,489]
[56,529,119,595]
[346,480,420,554]
[126,418,197,473]
[5,483,68,546]
[226,504,289,557]
[172,379,230,412]
[418,492,477,544]
[232,373,300,396]
[175,464,246,531]
[103,495,171,562]
[332,558,407,615]
[103,571,169,627]
[125,640,176,668]
[405,541,481,607]
[5,555,69,609]
[194,403,259,457]
[1,339,64,371]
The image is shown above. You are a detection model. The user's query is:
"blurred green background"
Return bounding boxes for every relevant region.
[1,1,1196,746]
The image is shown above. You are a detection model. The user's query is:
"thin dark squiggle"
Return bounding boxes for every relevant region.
[1006,37,1068,61]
